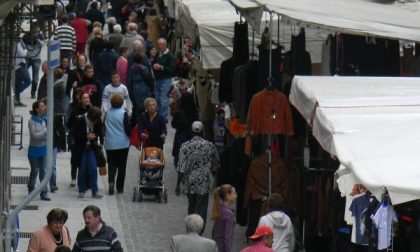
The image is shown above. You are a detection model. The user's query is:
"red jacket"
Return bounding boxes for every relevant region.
[70,18,89,43]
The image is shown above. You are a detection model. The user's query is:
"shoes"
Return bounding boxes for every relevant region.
[78,192,85,198]
[70,180,76,187]
[117,189,123,194]
[108,183,115,195]
[50,186,59,193]
[14,101,26,107]
[92,192,103,199]
[40,196,51,201]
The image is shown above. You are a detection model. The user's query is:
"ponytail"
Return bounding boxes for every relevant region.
[211,187,222,220]
[211,184,234,220]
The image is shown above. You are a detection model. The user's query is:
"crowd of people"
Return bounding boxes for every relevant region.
[17,0,295,251]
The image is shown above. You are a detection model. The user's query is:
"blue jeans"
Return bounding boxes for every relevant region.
[28,157,48,198]
[78,147,98,194]
[155,78,172,120]
[26,58,41,95]
[50,148,57,187]
[15,65,31,95]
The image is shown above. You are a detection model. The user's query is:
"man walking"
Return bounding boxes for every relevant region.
[153,38,176,121]
[175,121,219,235]
[72,205,123,252]
[170,214,218,252]
[54,15,76,61]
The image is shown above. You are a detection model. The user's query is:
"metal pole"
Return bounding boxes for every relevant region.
[4,40,54,252]
[268,12,273,195]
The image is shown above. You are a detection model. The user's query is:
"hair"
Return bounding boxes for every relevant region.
[54,68,64,80]
[111,70,119,77]
[30,100,44,116]
[133,53,143,64]
[90,1,98,9]
[133,40,144,52]
[61,14,69,24]
[185,214,204,233]
[110,95,124,108]
[113,24,122,33]
[211,184,234,220]
[104,41,114,50]
[93,27,102,38]
[65,4,74,13]
[144,97,157,110]
[179,92,198,124]
[46,208,68,225]
[128,22,138,31]
[55,245,71,252]
[158,37,167,46]
[72,87,83,103]
[266,193,284,212]
[119,46,128,56]
[83,205,101,217]
[86,107,102,123]
[92,21,102,29]
[76,11,85,18]
[84,64,94,72]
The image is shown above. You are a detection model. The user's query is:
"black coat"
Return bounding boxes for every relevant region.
[71,115,103,167]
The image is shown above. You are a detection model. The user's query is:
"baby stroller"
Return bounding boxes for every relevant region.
[132,146,168,203]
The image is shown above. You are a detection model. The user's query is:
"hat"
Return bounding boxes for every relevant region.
[249,226,273,240]
[191,121,203,133]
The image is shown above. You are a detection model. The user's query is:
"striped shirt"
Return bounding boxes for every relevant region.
[54,24,76,51]
[73,223,123,252]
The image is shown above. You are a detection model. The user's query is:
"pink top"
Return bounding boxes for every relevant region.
[240,241,274,252]
[116,56,128,85]
[28,226,71,252]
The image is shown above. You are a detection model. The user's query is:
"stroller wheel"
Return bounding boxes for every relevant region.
[163,189,168,203]
[132,187,138,202]
[158,191,164,203]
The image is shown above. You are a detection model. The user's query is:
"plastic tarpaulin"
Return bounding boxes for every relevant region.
[290,76,420,204]
[231,0,420,42]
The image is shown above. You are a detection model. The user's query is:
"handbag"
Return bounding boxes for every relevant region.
[94,145,107,176]
[130,125,148,148]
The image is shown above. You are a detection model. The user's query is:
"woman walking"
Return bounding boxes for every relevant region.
[104,95,130,195]
[138,98,167,149]
[27,100,50,201]
[212,184,237,252]
[72,106,104,198]
[67,90,91,186]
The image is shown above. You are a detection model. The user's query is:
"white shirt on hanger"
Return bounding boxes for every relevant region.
[372,203,397,250]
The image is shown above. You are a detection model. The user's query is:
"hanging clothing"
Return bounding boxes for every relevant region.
[246,89,294,135]
[232,21,249,77]
[372,203,398,250]
[257,46,284,92]
[218,58,233,103]
[349,193,372,245]
[232,60,259,123]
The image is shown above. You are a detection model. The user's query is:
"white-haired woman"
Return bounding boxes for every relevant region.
[137,97,167,148]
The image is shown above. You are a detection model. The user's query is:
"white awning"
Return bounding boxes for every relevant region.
[230,0,420,42]
[290,76,420,204]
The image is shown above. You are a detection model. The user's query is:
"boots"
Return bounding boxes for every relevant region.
[108,182,115,195]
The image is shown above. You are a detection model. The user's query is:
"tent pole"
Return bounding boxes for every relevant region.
[268,12,273,195]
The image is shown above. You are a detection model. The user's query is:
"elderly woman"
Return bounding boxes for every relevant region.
[138,98,167,149]
[104,95,130,195]
[27,99,50,201]
[28,208,71,251]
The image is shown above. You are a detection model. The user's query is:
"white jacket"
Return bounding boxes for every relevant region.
[259,211,295,252]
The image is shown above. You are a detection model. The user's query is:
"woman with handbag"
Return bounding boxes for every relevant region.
[104,95,131,195]
[72,106,104,198]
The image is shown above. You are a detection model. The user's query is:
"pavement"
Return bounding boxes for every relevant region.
[11,51,248,251]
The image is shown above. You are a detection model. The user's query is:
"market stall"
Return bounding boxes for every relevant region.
[290,76,420,204]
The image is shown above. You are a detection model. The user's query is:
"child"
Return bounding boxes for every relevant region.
[212,184,237,252]
[141,149,162,184]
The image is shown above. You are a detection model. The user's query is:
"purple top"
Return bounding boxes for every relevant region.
[212,202,235,252]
